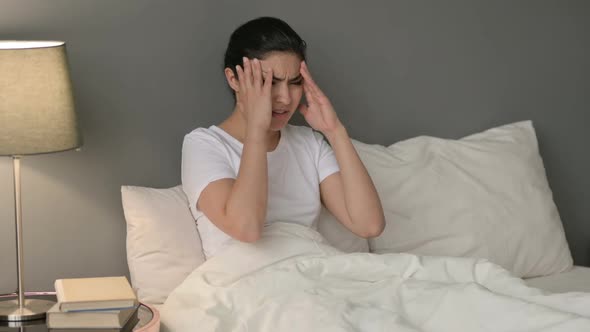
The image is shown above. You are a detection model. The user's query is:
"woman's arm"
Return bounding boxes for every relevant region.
[198,58,273,242]
[198,137,268,243]
[299,61,385,237]
[321,127,385,238]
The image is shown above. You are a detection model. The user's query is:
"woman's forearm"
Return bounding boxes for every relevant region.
[325,125,385,234]
[224,136,268,241]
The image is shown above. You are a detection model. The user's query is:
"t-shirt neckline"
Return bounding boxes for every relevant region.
[210,125,286,153]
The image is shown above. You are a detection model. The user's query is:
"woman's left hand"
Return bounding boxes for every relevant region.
[299,61,343,135]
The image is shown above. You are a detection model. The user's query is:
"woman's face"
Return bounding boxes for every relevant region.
[259,51,304,131]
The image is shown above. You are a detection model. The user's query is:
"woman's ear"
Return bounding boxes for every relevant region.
[224,67,239,93]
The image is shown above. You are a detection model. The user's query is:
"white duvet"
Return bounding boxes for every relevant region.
[161,223,590,332]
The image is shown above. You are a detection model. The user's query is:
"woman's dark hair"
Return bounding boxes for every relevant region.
[224,17,307,77]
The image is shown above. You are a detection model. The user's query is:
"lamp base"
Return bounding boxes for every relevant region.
[0,298,55,321]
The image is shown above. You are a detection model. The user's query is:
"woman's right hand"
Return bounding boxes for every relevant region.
[235,57,273,141]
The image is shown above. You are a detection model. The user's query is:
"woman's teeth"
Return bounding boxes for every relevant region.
[272,110,288,117]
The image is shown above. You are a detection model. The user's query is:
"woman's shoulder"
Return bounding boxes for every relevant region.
[183,126,234,150]
[185,125,214,138]
[185,126,224,141]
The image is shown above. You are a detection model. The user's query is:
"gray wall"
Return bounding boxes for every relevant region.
[1,0,588,293]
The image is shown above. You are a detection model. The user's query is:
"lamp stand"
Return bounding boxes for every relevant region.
[0,156,55,321]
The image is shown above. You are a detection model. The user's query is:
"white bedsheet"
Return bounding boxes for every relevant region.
[161,223,590,332]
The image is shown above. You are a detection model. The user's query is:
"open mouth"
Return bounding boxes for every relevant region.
[272,110,289,118]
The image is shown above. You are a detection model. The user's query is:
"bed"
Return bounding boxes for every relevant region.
[524,266,590,293]
[140,264,590,332]
[121,121,590,331]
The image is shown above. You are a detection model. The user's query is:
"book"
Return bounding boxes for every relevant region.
[46,303,139,330]
[48,315,138,332]
[54,276,137,312]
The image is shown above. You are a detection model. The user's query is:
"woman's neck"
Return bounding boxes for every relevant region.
[218,110,281,151]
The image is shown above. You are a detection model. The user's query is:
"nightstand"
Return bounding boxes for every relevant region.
[0,292,160,332]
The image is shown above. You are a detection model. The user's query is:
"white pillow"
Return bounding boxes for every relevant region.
[354,121,572,278]
[121,185,205,304]
[316,206,369,253]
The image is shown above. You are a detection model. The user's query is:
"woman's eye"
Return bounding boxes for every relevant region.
[270,80,302,86]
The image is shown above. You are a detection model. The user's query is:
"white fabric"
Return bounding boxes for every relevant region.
[121,185,205,304]
[161,223,590,332]
[525,266,590,293]
[317,205,370,253]
[181,124,340,259]
[355,121,572,278]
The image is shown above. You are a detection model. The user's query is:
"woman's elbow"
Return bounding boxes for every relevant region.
[231,219,263,243]
[236,229,262,243]
[362,216,385,238]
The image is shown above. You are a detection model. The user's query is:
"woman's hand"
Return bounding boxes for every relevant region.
[236,57,273,140]
[299,61,343,136]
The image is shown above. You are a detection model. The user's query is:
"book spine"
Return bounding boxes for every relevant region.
[54,279,65,305]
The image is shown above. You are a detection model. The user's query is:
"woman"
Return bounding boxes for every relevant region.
[182,17,385,259]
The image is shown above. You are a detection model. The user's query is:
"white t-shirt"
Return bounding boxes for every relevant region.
[181,124,340,259]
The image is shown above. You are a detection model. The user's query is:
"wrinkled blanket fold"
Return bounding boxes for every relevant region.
[161,223,590,332]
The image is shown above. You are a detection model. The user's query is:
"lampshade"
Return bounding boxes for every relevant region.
[0,41,82,156]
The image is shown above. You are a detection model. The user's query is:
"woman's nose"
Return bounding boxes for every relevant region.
[274,83,291,105]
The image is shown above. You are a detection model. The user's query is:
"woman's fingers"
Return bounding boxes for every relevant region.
[242,57,269,90]
[303,80,315,104]
[263,67,273,93]
[300,61,323,99]
[252,58,263,89]
[243,57,253,87]
[236,64,245,92]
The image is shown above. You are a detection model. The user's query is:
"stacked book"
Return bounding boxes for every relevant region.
[47,276,139,331]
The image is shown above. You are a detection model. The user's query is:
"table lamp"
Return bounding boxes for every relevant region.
[0,41,82,321]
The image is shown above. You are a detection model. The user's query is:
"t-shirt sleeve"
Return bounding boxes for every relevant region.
[181,131,236,216]
[313,131,340,182]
